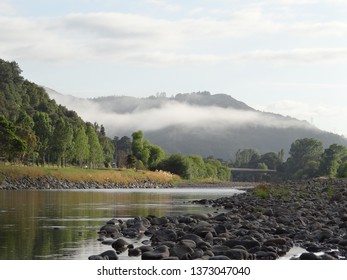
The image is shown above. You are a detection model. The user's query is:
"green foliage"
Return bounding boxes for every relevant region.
[0,58,112,167]
[126,154,137,169]
[131,130,165,170]
[86,123,104,168]
[285,138,323,179]
[157,154,191,179]
[114,136,132,168]
[147,143,165,170]
[73,126,89,167]
[337,162,347,178]
[0,115,27,159]
[234,148,260,168]
[319,144,347,177]
[157,153,231,181]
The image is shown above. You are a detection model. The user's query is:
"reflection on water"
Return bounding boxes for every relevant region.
[0,188,243,260]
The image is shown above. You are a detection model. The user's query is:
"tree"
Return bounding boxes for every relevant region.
[337,162,347,178]
[114,136,132,168]
[187,155,207,179]
[234,149,259,168]
[285,138,323,179]
[319,144,347,177]
[157,154,191,179]
[73,126,89,167]
[51,118,73,166]
[205,158,231,181]
[0,115,26,160]
[126,154,137,169]
[259,152,283,170]
[97,125,115,167]
[33,112,53,165]
[86,123,104,168]
[147,143,165,170]
[132,130,144,161]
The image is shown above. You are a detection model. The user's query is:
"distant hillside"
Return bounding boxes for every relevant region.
[46,89,347,160]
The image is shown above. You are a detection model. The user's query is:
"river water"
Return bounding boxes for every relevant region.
[0,188,244,260]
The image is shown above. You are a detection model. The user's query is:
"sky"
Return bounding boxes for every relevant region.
[1,0,347,137]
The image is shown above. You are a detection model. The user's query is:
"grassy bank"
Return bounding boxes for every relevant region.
[0,165,181,186]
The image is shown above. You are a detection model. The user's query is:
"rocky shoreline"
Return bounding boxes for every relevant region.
[89,178,347,260]
[0,175,173,190]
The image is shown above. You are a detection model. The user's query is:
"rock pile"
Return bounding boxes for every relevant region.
[89,179,347,260]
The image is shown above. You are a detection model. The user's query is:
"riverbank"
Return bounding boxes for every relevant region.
[0,166,178,190]
[89,178,347,260]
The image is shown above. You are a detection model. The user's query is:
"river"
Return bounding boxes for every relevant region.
[0,188,244,260]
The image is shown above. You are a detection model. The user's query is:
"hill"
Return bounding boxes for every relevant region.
[46,89,347,160]
[0,58,114,167]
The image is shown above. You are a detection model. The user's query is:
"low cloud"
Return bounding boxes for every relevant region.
[256,100,347,137]
[47,89,313,138]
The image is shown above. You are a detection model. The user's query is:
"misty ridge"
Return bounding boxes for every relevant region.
[46,89,314,137]
[44,88,347,160]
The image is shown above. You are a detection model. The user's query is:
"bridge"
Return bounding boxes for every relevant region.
[230,168,277,173]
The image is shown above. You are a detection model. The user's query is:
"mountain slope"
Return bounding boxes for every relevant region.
[46,89,347,160]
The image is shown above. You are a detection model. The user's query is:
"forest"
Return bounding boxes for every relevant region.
[1,58,347,182]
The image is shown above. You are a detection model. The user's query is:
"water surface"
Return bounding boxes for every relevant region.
[0,188,243,260]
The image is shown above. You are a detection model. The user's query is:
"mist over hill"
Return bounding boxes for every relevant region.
[46,88,347,160]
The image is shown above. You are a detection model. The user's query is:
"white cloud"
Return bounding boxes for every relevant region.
[235,48,347,64]
[256,100,347,136]
[0,0,14,15]
[1,7,347,65]
[145,0,181,12]
[268,0,347,6]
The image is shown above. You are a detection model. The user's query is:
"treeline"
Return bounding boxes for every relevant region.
[2,58,346,182]
[0,59,114,167]
[0,58,230,180]
[229,138,347,181]
[122,130,230,181]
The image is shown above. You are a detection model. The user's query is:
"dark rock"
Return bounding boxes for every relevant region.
[255,251,278,260]
[209,255,231,260]
[224,239,260,250]
[100,250,119,260]
[142,245,170,260]
[128,248,142,257]
[225,249,250,260]
[151,229,178,244]
[88,255,106,260]
[299,252,320,260]
[112,238,129,254]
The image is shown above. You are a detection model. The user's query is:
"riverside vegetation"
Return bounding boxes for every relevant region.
[1,58,347,260]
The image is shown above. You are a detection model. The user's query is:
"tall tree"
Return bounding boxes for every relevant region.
[86,123,104,168]
[0,115,26,160]
[234,148,259,168]
[319,144,347,177]
[115,136,132,167]
[51,118,73,166]
[33,112,53,165]
[286,138,323,179]
[73,126,90,167]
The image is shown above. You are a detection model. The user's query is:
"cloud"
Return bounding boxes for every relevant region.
[256,100,347,136]
[0,0,14,15]
[234,48,347,64]
[145,0,181,12]
[1,7,347,65]
[46,89,313,137]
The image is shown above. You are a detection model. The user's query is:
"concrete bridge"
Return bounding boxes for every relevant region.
[230,168,277,173]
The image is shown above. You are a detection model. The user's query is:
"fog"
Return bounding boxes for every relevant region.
[47,88,314,138]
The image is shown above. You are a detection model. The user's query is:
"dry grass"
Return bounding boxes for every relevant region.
[0,165,180,185]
